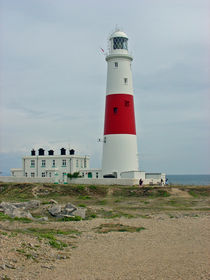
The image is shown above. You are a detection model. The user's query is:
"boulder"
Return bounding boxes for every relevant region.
[48,203,86,219]
[48,205,62,217]
[73,208,86,219]
[4,207,33,219]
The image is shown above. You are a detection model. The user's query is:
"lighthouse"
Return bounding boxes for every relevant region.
[102,29,139,178]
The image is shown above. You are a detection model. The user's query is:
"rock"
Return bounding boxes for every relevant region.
[0,200,40,210]
[5,263,16,269]
[25,200,40,209]
[36,216,48,222]
[0,264,6,270]
[41,264,54,269]
[4,208,33,219]
[65,203,77,211]
[0,202,16,211]
[49,199,58,204]
[72,208,86,219]
[48,203,86,219]
[48,205,62,217]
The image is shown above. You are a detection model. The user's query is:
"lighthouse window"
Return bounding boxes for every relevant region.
[113,37,128,50]
[113,107,118,114]
[124,78,128,84]
[114,62,118,68]
[125,100,130,107]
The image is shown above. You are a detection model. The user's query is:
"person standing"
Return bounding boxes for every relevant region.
[139,178,143,187]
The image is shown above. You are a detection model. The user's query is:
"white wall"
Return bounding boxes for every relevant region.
[106,56,133,95]
[0,176,54,183]
[102,134,139,177]
[120,171,145,179]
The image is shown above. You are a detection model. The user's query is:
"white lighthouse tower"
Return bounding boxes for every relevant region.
[102,29,139,178]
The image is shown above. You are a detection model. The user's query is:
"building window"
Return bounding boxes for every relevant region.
[42,172,45,177]
[114,62,118,67]
[76,159,78,167]
[31,172,35,177]
[31,160,35,167]
[25,172,28,177]
[96,172,98,178]
[52,160,55,167]
[124,78,128,84]
[41,160,46,167]
[49,172,51,178]
[84,158,87,168]
[62,159,66,167]
[125,100,130,107]
[88,172,92,178]
[82,172,84,177]
[113,107,118,114]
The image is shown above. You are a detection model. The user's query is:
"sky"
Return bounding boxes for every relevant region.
[0,0,209,175]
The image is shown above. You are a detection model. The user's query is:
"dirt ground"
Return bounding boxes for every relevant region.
[0,184,210,280]
[0,213,210,280]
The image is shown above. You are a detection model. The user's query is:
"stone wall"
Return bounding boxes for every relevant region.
[0,176,54,183]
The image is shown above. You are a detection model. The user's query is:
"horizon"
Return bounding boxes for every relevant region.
[0,0,209,175]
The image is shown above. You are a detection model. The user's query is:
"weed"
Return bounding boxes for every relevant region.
[41,201,51,205]
[90,214,97,218]
[49,240,68,250]
[78,195,91,200]
[0,231,8,235]
[97,199,107,205]
[76,185,85,191]
[157,190,170,197]
[16,249,26,254]
[78,204,86,207]
[114,199,122,203]
[89,185,97,190]
[60,216,82,221]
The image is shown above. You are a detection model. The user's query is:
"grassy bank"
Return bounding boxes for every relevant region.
[0,183,209,220]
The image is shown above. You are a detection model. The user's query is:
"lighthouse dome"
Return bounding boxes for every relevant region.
[108,29,129,55]
[110,30,128,39]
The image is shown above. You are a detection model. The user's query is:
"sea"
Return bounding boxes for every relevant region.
[166,174,210,186]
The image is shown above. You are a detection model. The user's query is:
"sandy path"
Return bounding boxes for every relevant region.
[36,215,210,280]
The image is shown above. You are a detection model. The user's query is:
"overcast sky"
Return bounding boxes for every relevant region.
[0,0,209,175]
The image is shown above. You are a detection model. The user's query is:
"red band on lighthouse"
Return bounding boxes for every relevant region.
[104,94,136,135]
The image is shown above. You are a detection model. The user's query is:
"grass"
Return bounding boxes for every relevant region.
[59,216,82,221]
[96,199,107,205]
[0,212,32,223]
[95,223,146,234]
[78,195,91,200]
[13,227,81,250]
[78,204,86,207]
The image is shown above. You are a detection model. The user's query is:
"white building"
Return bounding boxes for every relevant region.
[11,148,90,183]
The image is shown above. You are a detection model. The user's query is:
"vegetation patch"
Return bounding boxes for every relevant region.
[13,227,80,250]
[78,195,91,200]
[0,212,32,223]
[59,216,82,221]
[95,223,146,234]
